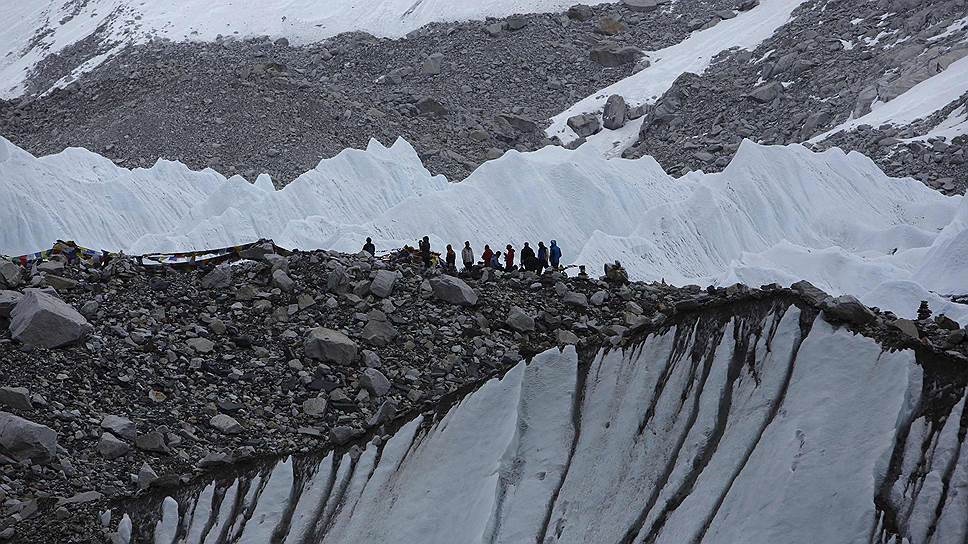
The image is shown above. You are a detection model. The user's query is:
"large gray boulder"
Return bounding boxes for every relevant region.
[623,0,666,10]
[0,411,57,464]
[0,290,22,318]
[506,306,536,332]
[0,387,32,411]
[305,327,358,364]
[369,270,398,298]
[361,368,391,397]
[748,81,783,103]
[362,314,398,346]
[0,262,23,288]
[9,289,93,348]
[822,295,877,325]
[200,266,233,289]
[430,275,478,306]
[602,95,627,130]
[567,114,602,137]
[791,280,831,306]
[590,44,643,67]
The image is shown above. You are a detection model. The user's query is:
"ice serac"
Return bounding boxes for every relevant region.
[1,136,963,322]
[123,298,967,543]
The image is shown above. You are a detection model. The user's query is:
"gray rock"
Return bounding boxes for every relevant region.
[563,291,589,308]
[484,22,506,36]
[567,114,602,137]
[361,368,391,397]
[272,269,295,291]
[200,266,233,289]
[305,327,359,364]
[327,265,350,293]
[302,397,328,417]
[891,319,919,339]
[0,411,57,464]
[137,462,159,491]
[0,290,22,318]
[590,290,608,306]
[97,432,130,460]
[9,289,93,348]
[590,44,643,67]
[498,114,539,133]
[791,280,831,306]
[603,95,627,130]
[557,329,581,345]
[369,270,398,298]
[367,399,398,427]
[100,415,137,441]
[421,53,444,75]
[209,414,243,435]
[506,16,528,31]
[822,295,876,325]
[567,4,595,21]
[748,81,783,103]
[362,317,398,346]
[430,275,478,306]
[135,431,169,454]
[416,97,448,115]
[0,387,32,411]
[506,306,536,332]
[0,263,23,288]
[330,425,355,445]
[187,337,215,354]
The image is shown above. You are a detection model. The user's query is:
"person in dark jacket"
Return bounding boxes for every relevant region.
[482,245,494,267]
[490,251,504,270]
[520,242,535,272]
[362,237,375,256]
[536,241,549,274]
[549,240,562,269]
[505,244,516,271]
[445,244,456,271]
[419,236,431,269]
[461,241,474,271]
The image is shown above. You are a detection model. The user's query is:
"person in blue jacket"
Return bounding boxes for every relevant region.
[549,240,562,269]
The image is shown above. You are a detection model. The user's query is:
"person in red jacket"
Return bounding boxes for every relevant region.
[481,245,493,266]
[505,244,516,271]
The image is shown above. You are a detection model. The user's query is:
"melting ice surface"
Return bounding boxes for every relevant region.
[1,136,965,322]
[125,300,968,543]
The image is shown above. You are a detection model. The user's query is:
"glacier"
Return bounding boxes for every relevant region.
[118,297,968,543]
[1,135,964,322]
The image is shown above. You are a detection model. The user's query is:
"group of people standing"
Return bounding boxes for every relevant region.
[363,237,563,275]
[466,240,561,273]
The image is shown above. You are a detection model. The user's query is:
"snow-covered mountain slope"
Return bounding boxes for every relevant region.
[1,135,964,321]
[0,0,612,99]
[119,300,968,543]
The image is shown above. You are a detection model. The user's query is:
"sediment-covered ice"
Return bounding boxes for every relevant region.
[123,302,967,543]
[1,135,963,321]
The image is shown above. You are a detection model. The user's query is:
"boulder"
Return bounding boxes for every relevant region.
[305,327,359,364]
[430,275,478,306]
[567,114,602,137]
[272,269,295,292]
[557,329,581,345]
[748,81,783,103]
[891,318,919,340]
[563,291,589,308]
[97,432,130,460]
[0,387,32,411]
[9,289,93,348]
[367,399,398,428]
[0,290,22,318]
[0,262,23,288]
[603,95,627,130]
[935,315,960,331]
[361,368,391,397]
[506,306,536,332]
[302,397,328,417]
[135,431,169,454]
[590,290,609,306]
[369,270,398,298]
[822,295,876,325]
[791,280,831,306]
[200,266,233,289]
[590,44,643,67]
[100,415,137,441]
[0,411,57,464]
[186,337,215,354]
[567,4,595,21]
[498,114,539,133]
[362,317,398,346]
[416,97,448,115]
[209,414,243,435]
[420,53,444,75]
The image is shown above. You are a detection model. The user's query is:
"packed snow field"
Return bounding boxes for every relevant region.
[1,135,965,322]
[123,305,968,543]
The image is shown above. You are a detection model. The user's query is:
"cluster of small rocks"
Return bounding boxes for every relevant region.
[0,0,736,185]
[617,0,968,194]
[1,244,965,541]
